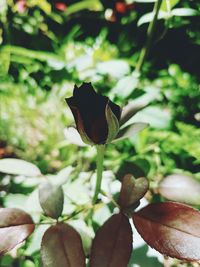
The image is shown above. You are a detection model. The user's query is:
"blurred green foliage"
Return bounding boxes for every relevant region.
[0,0,200,266]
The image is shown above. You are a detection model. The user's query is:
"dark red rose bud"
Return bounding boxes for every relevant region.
[65,83,121,145]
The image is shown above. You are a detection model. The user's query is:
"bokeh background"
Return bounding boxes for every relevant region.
[0,0,200,266]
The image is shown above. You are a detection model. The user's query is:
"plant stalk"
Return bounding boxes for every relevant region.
[92,145,105,205]
[136,0,163,73]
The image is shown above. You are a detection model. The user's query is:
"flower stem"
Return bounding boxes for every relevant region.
[135,0,162,73]
[92,145,106,205]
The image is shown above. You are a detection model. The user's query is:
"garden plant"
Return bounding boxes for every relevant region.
[0,0,200,266]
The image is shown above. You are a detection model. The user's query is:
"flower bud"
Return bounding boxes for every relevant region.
[65,83,121,145]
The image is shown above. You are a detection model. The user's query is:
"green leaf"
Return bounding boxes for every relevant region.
[138,11,166,26]
[48,166,74,186]
[128,106,171,129]
[64,0,103,16]
[39,182,64,219]
[0,158,41,177]
[0,48,10,75]
[171,8,199,16]
[161,0,180,12]
[96,60,130,79]
[159,174,200,205]
[0,0,7,14]
[106,104,120,143]
[2,45,63,63]
[64,127,87,147]
[114,122,149,142]
[41,223,86,267]
[0,208,35,255]
[112,75,139,98]
[120,101,147,127]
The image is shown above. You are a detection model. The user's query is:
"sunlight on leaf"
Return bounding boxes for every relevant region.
[159,174,200,205]
[0,158,41,177]
[0,208,35,255]
[133,202,200,261]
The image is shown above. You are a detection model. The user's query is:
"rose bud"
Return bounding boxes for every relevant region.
[65,83,121,145]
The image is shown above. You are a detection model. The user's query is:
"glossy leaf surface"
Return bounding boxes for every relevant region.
[0,208,35,255]
[90,213,132,267]
[41,223,85,267]
[133,202,200,261]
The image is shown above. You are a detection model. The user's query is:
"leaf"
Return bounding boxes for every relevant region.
[52,166,74,186]
[90,213,132,267]
[133,202,200,261]
[41,223,85,267]
[68,220,94,256]
[138,11,167,26]
[0,208,35,255]
[3,45,63,63]
[64,0,103,16]
[64,127,87,147]
[161,0,180,12]
[158,174,200,205]
[0,47,10,76]
[106,104,120,143]
[0,158,41,177]
[171,8,198,17]
[0,0,7,14]
[114,122,149,142]
[129,106,171,129]
[96,60,130,79]
[119,174,149,210]
[120,101,148,126]
[39,182,64,219]
[111,75,139,99]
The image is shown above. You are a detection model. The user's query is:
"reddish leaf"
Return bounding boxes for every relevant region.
[119,174,149,210]
[90,213,132,267]
[133,202,200,261]
[41,223,86,267]
[0,208,35,255]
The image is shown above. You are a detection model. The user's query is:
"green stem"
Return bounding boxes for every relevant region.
[135,0,162,73]
[92,145,105,205]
